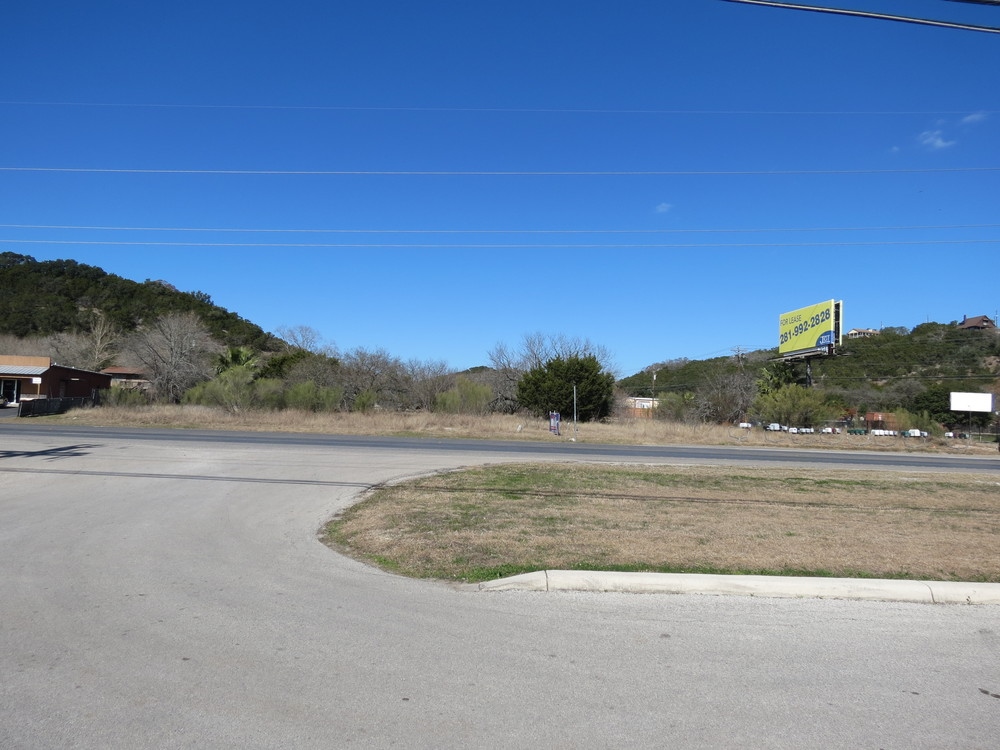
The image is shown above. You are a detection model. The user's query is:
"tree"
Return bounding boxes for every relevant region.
[183,365,257,414]
[276,324,330,354]
[751,384,837,427]
[256,348,313,380]
[339,347,406,410]
[284,380,342,412]
[695,370,759,423]
[913,382,994,429]
[484,340,524,413]
[402,358,453,411]
[285,351,341,388]
[756,360,797,395]
[0,253,277,348]
[435,376,493,415]
[215,345,259,375]
[487,333,615,413]
[912,383,958,425]
[125,312,217,402]
[50,310,121,371]
[653,391,697,422]
[516,355,614,421]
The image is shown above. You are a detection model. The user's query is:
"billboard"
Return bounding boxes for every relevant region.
[950,392,995,413]
[778,299,842,357]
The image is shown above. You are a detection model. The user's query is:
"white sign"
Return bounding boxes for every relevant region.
[950,392,994,413]
[31,377,42,384]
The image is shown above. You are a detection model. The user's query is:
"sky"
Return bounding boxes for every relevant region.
[2,0,999,377]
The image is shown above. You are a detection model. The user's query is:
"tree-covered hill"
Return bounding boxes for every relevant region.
[0,252,279,350]
[619,322,1000,429]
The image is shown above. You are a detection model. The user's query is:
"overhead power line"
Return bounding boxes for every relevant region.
[3,222,999,234]
[2,166,999,176]
[722,0,1000,34]
[0,100,993,116]
[3,239,997,249]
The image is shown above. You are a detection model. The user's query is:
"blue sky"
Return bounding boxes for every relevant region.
[2,1,998,376]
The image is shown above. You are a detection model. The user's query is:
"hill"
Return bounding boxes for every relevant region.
[0,252,279,351]
[619,322,1000,429]
[2,250,997,428]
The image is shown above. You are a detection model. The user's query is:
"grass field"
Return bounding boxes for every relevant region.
[325,463,1000,583]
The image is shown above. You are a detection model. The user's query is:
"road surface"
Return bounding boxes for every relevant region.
[2,424,999,748]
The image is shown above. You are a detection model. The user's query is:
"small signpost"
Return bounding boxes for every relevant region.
[549,412,561,436]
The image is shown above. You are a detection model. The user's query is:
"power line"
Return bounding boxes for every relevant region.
[722,0,1000,34]
[2,166,999,176]
[0,100,993,116]
[3,222,999,234]
[3,239,998,249]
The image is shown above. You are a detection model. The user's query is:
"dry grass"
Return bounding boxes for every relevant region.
[48,404,1000,456]
[326,463,1000,583]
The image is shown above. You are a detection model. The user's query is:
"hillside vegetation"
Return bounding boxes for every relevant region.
[2,251,997,432]
[0,252,277,350]
[619,323,1000,431]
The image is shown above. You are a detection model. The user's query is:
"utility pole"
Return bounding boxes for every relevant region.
[732,346,746,370]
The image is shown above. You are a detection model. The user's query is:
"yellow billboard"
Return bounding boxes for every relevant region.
[778,300,842,356]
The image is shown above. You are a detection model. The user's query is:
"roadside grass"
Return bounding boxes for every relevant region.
[48,404,1000,455]
[323,463,1000,583]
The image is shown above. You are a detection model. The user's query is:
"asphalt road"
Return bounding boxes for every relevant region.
[2,423,999,748]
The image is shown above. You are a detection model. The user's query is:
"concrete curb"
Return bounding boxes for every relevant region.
[473,570,1000,604]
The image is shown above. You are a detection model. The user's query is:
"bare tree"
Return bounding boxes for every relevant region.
[402,358,454,411]
[338,347,407,410]
[695,370,759,424]
[125,312,218,402]
[51,311,120,371]
[0,333,49,357]
[286,351,341,389]
[276,324,333,354]
[485,340,524,413]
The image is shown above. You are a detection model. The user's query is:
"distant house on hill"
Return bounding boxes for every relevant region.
[0,355,112,405]
[957,315,996,331]
[846,328,879,339]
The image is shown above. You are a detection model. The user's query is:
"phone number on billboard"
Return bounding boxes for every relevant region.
[780,308,831,344]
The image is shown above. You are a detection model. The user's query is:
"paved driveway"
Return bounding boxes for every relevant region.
[2,427,999,748]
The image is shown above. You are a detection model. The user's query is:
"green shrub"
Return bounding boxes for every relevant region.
[435,376,493,415]
[285,380,342,412]
[101,386,151,407]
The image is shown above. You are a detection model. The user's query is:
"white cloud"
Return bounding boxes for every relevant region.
[961,111,987,125]
[918,130,955,150]
[655,202,673,213]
